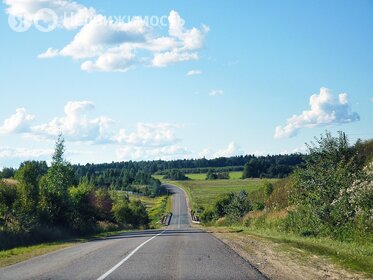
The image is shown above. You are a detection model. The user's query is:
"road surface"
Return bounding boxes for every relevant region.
[0,184,267,280]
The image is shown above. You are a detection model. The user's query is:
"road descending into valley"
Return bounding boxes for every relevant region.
[0,184,267,280]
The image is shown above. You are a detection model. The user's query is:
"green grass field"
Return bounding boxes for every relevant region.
[166,178,278,211]
[153,171,243,181]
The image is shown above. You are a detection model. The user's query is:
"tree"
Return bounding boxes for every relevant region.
[264,181,274,198]
[290,131,366,237]
[39,135,75,225]
[14,161,48,230]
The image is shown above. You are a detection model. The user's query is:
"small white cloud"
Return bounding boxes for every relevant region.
[200,142,243,159]
[152,50,198,67]
[114,123,179,147]
[274,87,360,139]
[0,108,35,134]
[186,70,202,76]
[209,89,224,96]
[369,98,373,102]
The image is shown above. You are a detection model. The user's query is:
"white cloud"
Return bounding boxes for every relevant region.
[0,108,35,134]
[369,98,373,102]
[31,101,114,142]
[152,50,198,67]
[0,146,52,159]
[35,6,209,72]
[116,145,191,161]
[187,70,202,76]
[274,87,360,139]
[209,89,224,96]
[4,0,96,30]
[200,142,243,159]
[114,123,179,147]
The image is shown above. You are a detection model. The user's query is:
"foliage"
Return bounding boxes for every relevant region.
[201,191,252,223]
[163,169,188,181]
[205,169,230,180]
[0,135,152,250]
[286,131,371,240]
[0,168,16,179]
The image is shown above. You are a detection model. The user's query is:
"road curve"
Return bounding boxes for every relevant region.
[0,184,267,280]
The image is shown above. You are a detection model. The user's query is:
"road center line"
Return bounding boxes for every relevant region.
[96,230,166,280]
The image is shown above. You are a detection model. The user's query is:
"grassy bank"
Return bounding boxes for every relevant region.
[0,228,133,268]
[208,225,373,278]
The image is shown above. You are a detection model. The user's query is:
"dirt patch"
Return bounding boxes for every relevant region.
[209,228,369,280]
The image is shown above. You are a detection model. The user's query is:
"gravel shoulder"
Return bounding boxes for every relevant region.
[206,227,370,280]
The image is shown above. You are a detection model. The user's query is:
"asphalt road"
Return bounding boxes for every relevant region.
[0,184,267,280]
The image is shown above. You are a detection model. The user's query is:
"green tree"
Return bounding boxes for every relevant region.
[290,131,365,237]
[264,181,274,198]
[39,135,75,225]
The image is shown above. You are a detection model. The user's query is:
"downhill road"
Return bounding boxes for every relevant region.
[0,184,267,280]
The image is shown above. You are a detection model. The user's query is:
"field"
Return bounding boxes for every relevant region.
[166,178,278,211]
[153,171,243,181]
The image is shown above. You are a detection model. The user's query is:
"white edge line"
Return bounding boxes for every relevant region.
[178,194,181,229]
[96,230,166,280]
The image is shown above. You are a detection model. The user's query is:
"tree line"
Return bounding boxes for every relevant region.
[0,136,150,250]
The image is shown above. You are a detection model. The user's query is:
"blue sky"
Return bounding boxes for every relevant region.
[0,0,372,167]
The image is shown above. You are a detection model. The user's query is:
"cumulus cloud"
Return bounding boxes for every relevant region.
[274,87,360,139]
[4,0,96,30]
[0,102,184,147]
[114,123,179,147]
[31,2,209,72]
[31,101,114,142]
[186,70,202,76]
[209,89,224,96]
[200,142,243,159]
[0,108,35,134]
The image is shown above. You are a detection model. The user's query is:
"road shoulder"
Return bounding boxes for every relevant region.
[206,227,369,280]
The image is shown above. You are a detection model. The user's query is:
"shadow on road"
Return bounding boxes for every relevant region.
[94,229,205,241]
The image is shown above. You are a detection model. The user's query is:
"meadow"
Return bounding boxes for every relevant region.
[165,178,278,211]
[153,171,243,181]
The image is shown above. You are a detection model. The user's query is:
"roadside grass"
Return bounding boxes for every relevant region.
[209,226,373,278]
[164,179,277,211]
[0,228,132,269]
[0,242,76,268]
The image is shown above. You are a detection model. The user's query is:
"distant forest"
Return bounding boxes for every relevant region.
[73,154,306,187]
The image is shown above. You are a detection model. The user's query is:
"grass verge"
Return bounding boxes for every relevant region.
[207,225,373,278]
[0,228,131,269]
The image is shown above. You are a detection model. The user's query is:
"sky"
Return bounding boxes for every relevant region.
[0,0,372,168]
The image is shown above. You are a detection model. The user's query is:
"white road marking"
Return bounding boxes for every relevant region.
[96,230,166,280]
[178,194,181,229]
